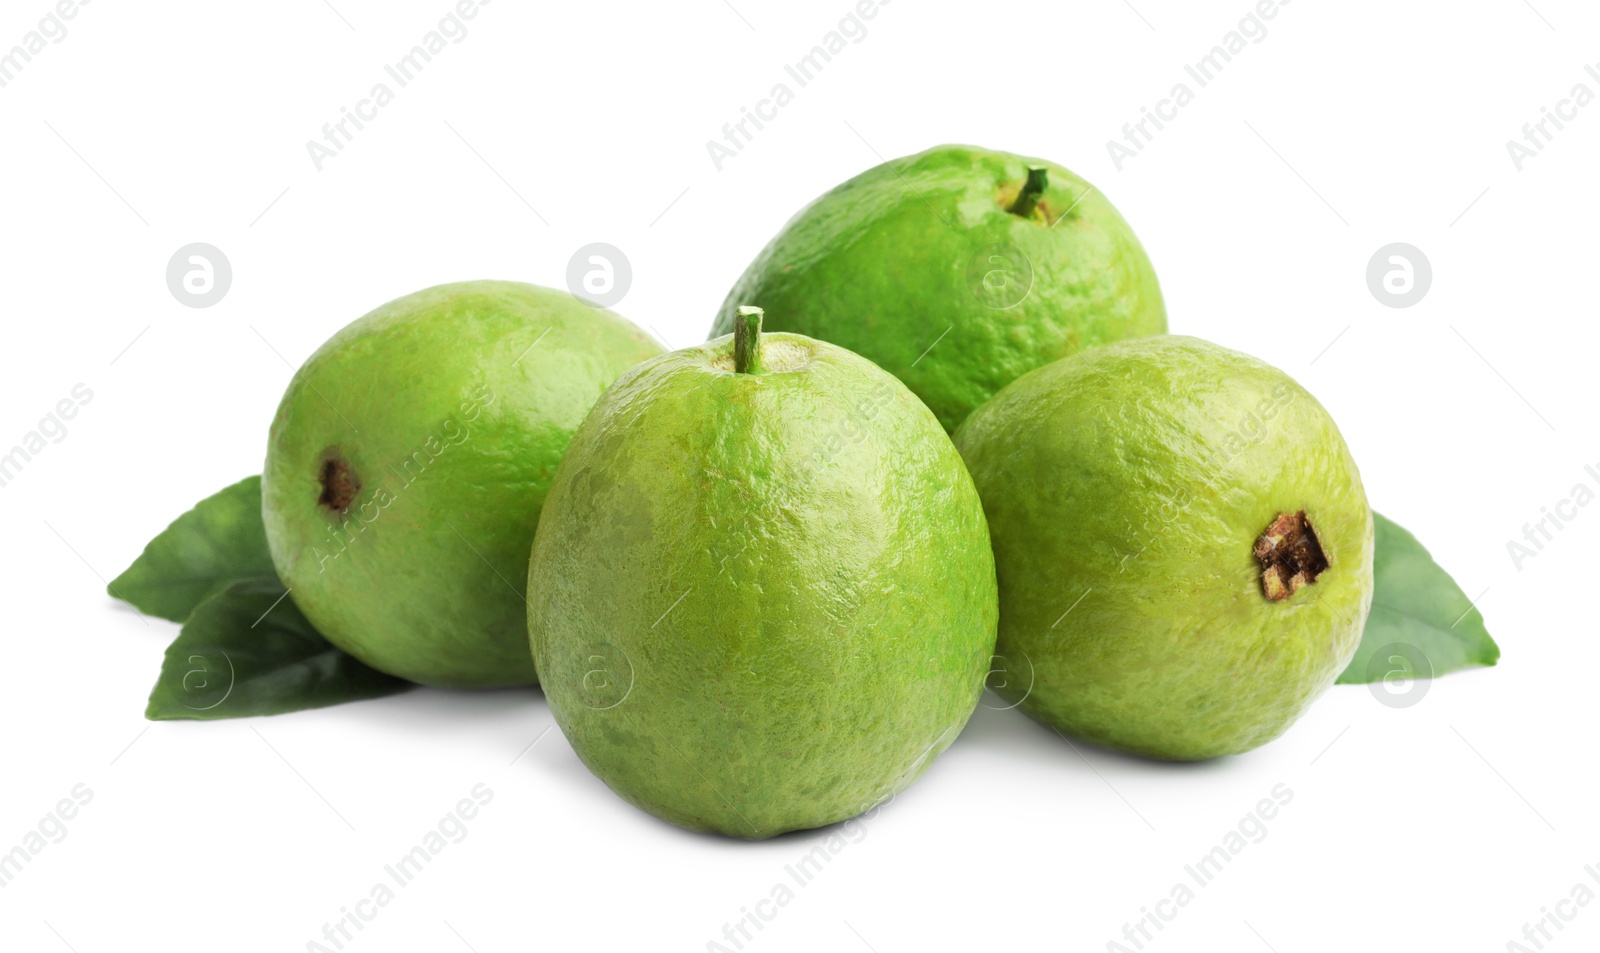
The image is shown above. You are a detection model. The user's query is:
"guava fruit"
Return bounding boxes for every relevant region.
[954,335,1374,760]
[262,281,662,688]
[528,309,998,837]
[709,144,1166,432]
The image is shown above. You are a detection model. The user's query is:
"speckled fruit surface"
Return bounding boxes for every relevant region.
[955,335,1374,760]
[528,318,997,837]
[710,144,1166,432]
[263,281,662,688]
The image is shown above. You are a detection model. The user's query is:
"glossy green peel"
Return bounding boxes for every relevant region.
[955,336,1374,760]
[529,319,998,837]
[711,144,1167,432]
[262,281,662,688]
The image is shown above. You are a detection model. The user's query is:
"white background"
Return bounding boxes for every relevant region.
[1,0,1595,950]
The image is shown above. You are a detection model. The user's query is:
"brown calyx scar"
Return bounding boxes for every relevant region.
[318,454,361,513]
[1254,510,1328,601]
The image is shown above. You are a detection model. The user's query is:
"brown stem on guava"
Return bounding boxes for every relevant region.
[734,306,764,375]
[318,456,361,513]
[1007,166,1049,219]
[1254,511,1328,601]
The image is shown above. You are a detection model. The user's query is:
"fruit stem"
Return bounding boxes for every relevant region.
[1007,166,1048,218]
[734,306,764,375]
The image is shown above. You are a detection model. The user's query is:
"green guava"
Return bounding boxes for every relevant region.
[709,144,1167,432]
[262,281,662,688]
[954,336,1374,760]
[527,309,998,838]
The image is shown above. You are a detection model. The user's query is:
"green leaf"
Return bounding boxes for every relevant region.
[146,578,414,720]
[1337,511,1500,684]
[109,476,278,622]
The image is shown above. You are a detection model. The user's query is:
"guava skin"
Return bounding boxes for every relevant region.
[954,336,1374,760]
[709,144,1167,432]
[528,331,998,838]
[262,281,662,688]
